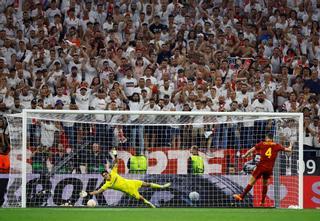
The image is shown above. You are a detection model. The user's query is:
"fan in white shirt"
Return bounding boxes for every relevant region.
[19,86,34,109]
[40,121,59,148]
[120,68,137,97]
[53,85,70,109]
[132,78,152,99]
[251,92,274,112]
[90,89,107,121]
[236,83,254,105]
[74,86,92,110]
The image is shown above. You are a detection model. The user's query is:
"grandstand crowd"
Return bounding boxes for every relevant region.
[0,0,320,174]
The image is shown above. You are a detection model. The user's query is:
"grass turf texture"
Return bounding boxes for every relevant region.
[1,208,320,221]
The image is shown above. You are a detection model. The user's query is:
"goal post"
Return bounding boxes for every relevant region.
[5,110,303,208]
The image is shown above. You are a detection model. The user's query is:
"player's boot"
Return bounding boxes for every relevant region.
[162,182,171,188]
[144,199,156,208]
[233,194,243,201]
[260,201,265,207]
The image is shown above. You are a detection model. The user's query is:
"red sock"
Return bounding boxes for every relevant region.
[261,185,268,203]
[240,184,253,199]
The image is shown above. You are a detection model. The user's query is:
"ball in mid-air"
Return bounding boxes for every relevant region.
[87,199,97,207]
[189,191,200,201]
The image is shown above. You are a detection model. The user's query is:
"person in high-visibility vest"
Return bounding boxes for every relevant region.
[187,146,204,174]
[0,117,10,206]
[127,152,148,174]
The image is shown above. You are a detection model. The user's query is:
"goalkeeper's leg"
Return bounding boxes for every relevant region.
[140,196,156,208]
[142,182,171,189]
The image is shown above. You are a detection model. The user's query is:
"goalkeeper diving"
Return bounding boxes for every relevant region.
[88,149,171,208]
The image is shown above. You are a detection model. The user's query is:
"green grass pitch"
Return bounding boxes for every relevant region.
[1,208,320,221]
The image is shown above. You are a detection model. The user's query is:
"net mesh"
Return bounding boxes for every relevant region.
[4,111,300,208]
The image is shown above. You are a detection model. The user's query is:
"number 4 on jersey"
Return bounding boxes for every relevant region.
[265,147,272,158]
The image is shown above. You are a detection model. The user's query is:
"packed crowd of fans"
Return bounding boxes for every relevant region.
[0,0,320,173]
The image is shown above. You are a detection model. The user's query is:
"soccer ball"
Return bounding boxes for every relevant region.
[87,199,97,207]
[189,191,200,201]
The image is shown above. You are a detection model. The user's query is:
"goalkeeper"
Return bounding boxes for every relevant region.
[89,149,171,208]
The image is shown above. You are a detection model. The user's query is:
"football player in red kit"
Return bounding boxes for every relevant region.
[233,133,292,206]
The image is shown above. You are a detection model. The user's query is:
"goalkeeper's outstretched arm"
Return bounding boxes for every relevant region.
[89,188,105,196]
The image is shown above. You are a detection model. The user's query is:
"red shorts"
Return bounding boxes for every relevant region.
[251,166,273,180]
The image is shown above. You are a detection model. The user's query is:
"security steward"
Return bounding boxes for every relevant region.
[127,151,148,174]
[187,146,204,174]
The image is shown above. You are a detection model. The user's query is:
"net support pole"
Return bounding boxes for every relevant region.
[298,114,304,209]
[274,156,280,208]
[21,110,27,208]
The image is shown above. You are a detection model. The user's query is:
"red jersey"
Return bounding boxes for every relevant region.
[255,141,285,170]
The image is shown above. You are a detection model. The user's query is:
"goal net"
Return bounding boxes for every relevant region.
[4,110,303,208]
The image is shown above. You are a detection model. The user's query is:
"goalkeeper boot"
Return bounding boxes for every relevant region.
[143,199,156,208]
[162,182,171,188]
[233,194,243,201]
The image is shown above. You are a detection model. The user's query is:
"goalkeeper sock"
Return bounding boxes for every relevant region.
[240,184,253,199]
[143,198,156,208]
[261,185,268,204]
[150,183,163,189]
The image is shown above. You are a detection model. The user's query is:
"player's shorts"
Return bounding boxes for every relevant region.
[125,179,143,200]
[251,166,273,180]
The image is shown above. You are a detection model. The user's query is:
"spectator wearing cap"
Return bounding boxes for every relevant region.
[73,82,91,110]
[54,99,64,110]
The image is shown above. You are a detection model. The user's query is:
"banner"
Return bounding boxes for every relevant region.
[304,176,320,208]
[2,174,299,208]
[12,148,250,175]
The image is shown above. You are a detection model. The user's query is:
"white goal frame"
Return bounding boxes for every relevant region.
[20,109,304,208]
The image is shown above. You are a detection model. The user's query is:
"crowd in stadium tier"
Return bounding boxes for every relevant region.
[0,0,320,158]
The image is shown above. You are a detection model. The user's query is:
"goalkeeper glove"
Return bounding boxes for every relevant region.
[79,191,88,198]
